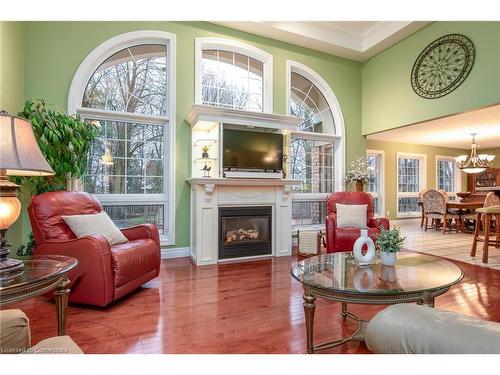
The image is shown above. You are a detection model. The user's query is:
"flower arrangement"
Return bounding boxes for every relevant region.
[376,227,406,253]
[345,156,375,184]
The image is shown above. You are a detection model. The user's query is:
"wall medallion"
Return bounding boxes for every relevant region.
[411,34,475,99]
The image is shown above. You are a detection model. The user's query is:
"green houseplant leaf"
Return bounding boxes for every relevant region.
[15,97,99,256]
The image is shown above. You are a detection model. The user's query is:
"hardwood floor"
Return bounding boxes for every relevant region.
[6,221,500,354]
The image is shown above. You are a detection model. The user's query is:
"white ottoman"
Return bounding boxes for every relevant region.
[366,304,500,354]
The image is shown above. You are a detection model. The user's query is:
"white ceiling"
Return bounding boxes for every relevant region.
[214,21,431,61]
[367,104,500,150]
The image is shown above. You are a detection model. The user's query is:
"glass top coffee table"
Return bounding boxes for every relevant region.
[0,255,78,336]
[291,251,464,353]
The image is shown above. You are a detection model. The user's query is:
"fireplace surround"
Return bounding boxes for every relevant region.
[187,178,299,265]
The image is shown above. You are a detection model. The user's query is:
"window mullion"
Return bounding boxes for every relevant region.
[124,122,128,195]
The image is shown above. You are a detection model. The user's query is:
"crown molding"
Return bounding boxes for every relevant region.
[213,21,431,61]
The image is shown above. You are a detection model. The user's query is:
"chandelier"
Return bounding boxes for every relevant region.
[455,133,495,174]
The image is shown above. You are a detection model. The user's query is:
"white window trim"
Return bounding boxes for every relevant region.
[286,60,346,193]
[396,152,427,218]
[435,155,462,197]
[194,37,273,113]
[366,149,385,218]
[67,30,176,245]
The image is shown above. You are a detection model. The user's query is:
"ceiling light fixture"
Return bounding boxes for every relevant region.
[455,133,495,174]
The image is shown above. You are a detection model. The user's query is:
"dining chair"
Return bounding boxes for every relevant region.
[422,190,459,234]
[465,192,500,234]
[438,189,449,201]
[480,192,499,229]
[418,189,429,228]
[484,191,500,208]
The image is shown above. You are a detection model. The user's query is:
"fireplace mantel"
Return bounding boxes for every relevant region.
[187,178,300,203]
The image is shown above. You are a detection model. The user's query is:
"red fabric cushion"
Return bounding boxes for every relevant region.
[30,191,102,241]
[111,239,160,287]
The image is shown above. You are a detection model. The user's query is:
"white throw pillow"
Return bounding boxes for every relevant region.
[336,203,368,228]
[62,211,128,246]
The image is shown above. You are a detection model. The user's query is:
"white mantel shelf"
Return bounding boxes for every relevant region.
[187,178,301,186]
[186,104,301,132]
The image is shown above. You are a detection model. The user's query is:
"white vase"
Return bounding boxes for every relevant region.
[353,229,375,265]
[380,251,397,266]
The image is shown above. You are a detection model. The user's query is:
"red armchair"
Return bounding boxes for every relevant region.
[325,191,390,253]
[28,191,161,307]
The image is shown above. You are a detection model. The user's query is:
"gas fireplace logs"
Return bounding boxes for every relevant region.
[225,228,260,243]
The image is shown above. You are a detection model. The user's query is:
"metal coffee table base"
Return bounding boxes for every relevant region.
[303,286,442,354]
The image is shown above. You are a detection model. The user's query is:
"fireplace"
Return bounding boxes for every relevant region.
[219,206,272,259]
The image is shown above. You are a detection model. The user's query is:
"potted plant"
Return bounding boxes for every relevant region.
[345,156,375,192]
[14,98,99,256]
[201,145,210,159]
[376,227,406,266]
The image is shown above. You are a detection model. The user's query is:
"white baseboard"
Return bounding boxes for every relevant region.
[160,246,191,259]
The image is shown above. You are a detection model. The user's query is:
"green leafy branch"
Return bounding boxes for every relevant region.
[14,98,99,254]
[376,226,406,253]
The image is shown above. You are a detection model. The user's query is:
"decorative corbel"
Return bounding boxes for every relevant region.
[282,185,292,201]
[203,183,215,202]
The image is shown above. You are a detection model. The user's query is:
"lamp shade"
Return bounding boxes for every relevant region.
[0,114,54,176]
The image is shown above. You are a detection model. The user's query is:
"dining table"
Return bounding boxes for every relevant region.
[446,201,484,210]
[419,200,483,233]
[446,201,483,233]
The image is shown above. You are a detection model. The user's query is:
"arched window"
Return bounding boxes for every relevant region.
[195,38,273,112]
[290,71,335,134]
[287,61,345,228]
[68,31,176,244]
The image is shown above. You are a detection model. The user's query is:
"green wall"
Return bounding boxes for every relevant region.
[366,139,470,220]
[16,21,363,250]
[0,22,25,114]
[0,22,26,252]
[362,21,500,135]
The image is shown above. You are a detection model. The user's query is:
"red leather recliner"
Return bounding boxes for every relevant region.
[325,191,390,253]
[28,191,161,307]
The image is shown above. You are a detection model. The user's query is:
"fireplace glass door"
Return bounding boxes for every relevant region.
[219,206,272,259]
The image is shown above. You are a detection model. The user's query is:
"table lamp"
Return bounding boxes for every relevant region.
[0,111,54,276]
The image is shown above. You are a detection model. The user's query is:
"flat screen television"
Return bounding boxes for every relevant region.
[223,128,283,171]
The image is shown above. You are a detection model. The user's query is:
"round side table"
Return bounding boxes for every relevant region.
[0,255,78,336]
